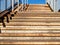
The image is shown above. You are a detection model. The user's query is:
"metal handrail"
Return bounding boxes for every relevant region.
[0,0,28,13]
[0,0,1,13]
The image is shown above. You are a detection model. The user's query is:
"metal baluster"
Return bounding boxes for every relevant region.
[12,0,14,12]
[26,0,28,5]
[18,0,19,12]
[53,0,54,12]
[22,0,23,11]
[0,0,1,12]
[25,0,26,9]
[5,0,7,10]
[53,0,57,12]
[26,0,28,11]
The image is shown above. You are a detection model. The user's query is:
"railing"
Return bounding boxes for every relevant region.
[0,0,20,27]
[0,0,28,27]
[47,0,58,12]
[0,0,28,12]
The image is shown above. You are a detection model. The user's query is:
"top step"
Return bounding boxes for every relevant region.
[29,4,48,7]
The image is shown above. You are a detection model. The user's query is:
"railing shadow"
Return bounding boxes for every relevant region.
[0,10,10,27]
[0,0,21,27]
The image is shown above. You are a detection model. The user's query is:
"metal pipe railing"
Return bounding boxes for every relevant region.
[12,0,14,12]
[5,0,7,10]
[18,0,19,12]
[21,0,28,11]
[22,0,24,11]
[0,0,1,12]
[0,0,28,13]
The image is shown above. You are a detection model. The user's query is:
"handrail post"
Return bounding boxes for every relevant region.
[25,0,26,8]
[22,0,23,11]
[53,0,57,12]
[0,0,1,12]
[27,0,28,5]
[12,0,14,12]
[18,0,19,12]
[5,0,7,10]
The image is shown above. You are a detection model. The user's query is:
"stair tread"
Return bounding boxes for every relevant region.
[1,37,60,41]
[0,41,60,44]
[15,13,60,17]
[6,18,60,22]
[1,26,60,30]
[2,22,60,26]
[27,7,50,10]
[0,33,60,37]
[29,4,48,7]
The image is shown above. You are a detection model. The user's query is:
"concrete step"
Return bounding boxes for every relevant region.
[1,26,60,30]
[3,22,60,26]
[5,17,60,22]
[26,10,51,12]
[29,4,48,7]
[0,37,60,41]
[0,33,60,37]
[27,8,50,10]
[27,8,51,10]
[27,7,50,10]
[14,13,60,17]
[0,41,60,45]
[1,29,60,33]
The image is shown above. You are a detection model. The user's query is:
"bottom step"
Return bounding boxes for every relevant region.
[0,41,60,45]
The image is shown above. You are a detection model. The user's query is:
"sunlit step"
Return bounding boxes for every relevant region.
[0,41,60,45]
[26,10,51,12]
[29,4,48,7]
[3,22,60,26]
[1,26,60,30]
[15,13,60,17]
[27,7,50,10]
[1,29,60,33]
[6,18,60,22]
[0,37,60,41]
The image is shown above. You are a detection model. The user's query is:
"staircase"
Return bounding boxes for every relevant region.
[0,4,60,45]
